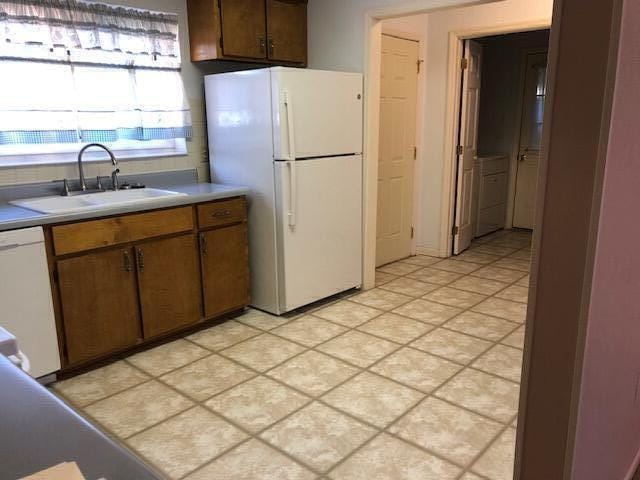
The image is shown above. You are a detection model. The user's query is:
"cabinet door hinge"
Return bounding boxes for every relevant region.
[461,58,468,70]
[411,227,415,239]
[457,145,463,155]
[452,225,459,235]
[413,146,417,160]
[52,268,59,283]
[417,59,423,74]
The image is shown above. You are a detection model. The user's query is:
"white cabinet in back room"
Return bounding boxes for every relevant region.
[474,155,510,237]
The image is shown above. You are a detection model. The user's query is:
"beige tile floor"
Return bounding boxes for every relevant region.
[52,229,531,480]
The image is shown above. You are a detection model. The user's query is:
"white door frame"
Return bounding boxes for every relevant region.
[362,8,550,289]
[379,27,426,259]
[441,22,552,258]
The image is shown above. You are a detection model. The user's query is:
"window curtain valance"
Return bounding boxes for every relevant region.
[0,0,181,68]
[0,0,191,146]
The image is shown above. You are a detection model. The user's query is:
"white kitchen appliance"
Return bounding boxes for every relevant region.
[0,226,60,378]
[205,67,363,314]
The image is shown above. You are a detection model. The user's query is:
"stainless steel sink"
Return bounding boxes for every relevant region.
[11,188,188,214]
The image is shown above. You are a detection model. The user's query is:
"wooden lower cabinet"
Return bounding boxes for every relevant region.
[57,247,142,365]
[136,234,202,338]
[200,223,250,317]
[50,197,249,369]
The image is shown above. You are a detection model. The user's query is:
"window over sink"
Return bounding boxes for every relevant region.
[0,0,192,166]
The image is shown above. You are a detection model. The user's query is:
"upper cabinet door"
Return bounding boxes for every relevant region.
[266,0,307,64]
[219,0,267,59]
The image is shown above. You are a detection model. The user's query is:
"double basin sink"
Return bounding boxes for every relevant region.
[11,188,187,214]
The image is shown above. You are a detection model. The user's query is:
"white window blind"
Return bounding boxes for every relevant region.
[0,0,192,164]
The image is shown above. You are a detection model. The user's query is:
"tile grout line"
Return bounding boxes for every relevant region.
[55,230,531,480]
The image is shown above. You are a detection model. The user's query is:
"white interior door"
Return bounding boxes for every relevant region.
[453,40,482,254]
[376,34,419,266]
[274,156,363,313]
[271,68,364,160]
[513,53,548,229]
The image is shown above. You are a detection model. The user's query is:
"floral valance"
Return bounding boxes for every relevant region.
[0,0,181,68]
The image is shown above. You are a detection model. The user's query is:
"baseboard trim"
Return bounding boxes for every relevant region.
[416,246,444,258]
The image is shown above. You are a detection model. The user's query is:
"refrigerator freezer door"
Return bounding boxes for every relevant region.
[274,155,363,312]
[272,68,363,160]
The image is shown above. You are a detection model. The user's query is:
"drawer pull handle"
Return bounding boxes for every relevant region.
[123,251,132,272]
[137,248,145,272]
[200,234,208,256]
[212,210,232,219]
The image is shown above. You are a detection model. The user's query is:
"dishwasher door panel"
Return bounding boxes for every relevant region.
[0,227,60,378]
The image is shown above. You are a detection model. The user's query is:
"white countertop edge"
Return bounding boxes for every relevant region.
[0,183,250,232]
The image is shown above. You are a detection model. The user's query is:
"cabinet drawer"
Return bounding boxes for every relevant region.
[52,207,194,255]
[480,172,508,209]
[478,155,509,175]
[477,204,507,237]
[197,197,246,229]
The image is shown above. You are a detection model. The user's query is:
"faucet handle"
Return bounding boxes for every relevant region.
[96,175,109,191]
[52,178,70,196]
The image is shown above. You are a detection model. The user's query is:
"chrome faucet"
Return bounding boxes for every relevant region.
[77,143,118,191]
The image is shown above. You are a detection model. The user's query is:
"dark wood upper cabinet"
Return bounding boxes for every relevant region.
[136,234,202,339]
[57,248,142,365]
[219,0,267,59]
[200,223,250,318]
[266,0,307,64]
[187,0,307,65]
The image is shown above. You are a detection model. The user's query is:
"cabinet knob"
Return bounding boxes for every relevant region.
[199,234,208,256]
[268,38,275,56]
[259,37,266,54]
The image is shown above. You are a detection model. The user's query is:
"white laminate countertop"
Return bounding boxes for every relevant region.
[0,182,249,232]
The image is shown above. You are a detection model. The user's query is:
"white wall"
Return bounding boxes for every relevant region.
[308,0,487,73]
[0,0,209,186]
[382,13,429,35]
[309,0,553,254]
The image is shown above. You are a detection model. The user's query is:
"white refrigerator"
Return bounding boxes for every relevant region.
[205,67,363,314]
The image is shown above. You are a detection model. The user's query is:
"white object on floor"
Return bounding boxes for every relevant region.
[206,67,364,314]
[0,227,60,377]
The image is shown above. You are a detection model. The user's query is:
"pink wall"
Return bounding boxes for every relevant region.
[572,0,640,478]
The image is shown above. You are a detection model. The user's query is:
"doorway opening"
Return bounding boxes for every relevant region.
[452,29,551,255]
[370,17,551,480]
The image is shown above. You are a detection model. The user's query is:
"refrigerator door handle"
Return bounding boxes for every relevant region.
[283,90,297,226]
[283,90,296,161]
[288,160,297,227]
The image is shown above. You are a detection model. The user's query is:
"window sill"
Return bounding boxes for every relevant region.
[0,139,188,168]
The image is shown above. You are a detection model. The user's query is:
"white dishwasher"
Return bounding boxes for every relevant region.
[0,226,60,378]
